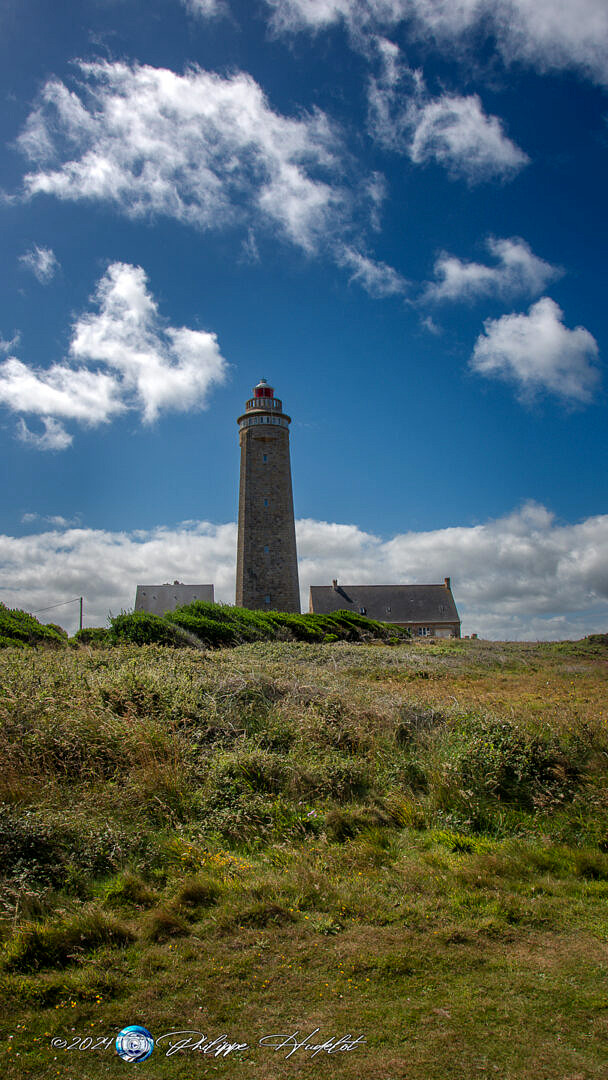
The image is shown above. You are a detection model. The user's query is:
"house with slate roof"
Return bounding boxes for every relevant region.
[309,578,460,638]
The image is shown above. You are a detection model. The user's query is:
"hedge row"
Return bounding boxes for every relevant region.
[1,600,411,649]
[100,601,411,648]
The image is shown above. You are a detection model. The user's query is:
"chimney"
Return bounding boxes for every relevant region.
[444,576,451,590]
[332,579,338,590]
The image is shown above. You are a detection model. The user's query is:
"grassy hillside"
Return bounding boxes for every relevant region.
[0,636,606,1079]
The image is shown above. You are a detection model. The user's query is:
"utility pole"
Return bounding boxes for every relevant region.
[79,596,83,631]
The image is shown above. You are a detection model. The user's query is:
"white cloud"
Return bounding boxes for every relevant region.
[2,503,608,639]
[21,512,81,527]
[337,244,408,296]
[266,0,608,86]
[0,332,20,354]
[242,228,261,263]
[422,237,561,303]
[19,60,345,256]
[364,171,387,231]
[420,314,441,334]
[0,356,125,424]
[267,0,356,31]
[489,0,608,86]
[182,0,227,17]
[18,244,59,284]
[70,263,228,423]
[0,262,228,447]
[17,417,73,451]
[470,297,601,404]
[368,45,528,183]
[407,93,529,183]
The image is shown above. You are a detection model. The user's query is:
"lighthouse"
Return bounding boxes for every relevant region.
[236,379,300,612]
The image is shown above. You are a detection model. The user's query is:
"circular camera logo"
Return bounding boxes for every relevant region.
[115,1026,154,1063]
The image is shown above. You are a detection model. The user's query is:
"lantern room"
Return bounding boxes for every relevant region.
[242,379,285,418]
[254,379,273,398]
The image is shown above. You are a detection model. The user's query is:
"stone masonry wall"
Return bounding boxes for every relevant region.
[236,424,300,612]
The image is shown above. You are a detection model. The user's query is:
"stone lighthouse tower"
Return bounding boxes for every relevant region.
[236,379,300,613]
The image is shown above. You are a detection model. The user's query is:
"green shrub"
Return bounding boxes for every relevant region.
[297,755,371,801]
[166,610,237,646]
[431,829,493,854]
[2,909,133,972]
[234,901,296,927]
[73,627,111,646]
[449,715,581,808]
[0,605,68,648]
[103,871,158,909]
[143,905,190,941]
[420,713,588,835]
[175,874,222,908]
[325,808,366,842]
[0,635,26,648]
[226,750,289,794]
[109,612,187,646]
[0,808,135,886]
[573,851,608,880]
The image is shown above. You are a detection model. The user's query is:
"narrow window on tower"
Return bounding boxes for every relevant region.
[265,594,271,604]
[263,454,267,462]
[264,545,269,554]
[263,498,269,507]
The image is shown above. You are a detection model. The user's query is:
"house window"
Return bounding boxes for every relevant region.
[263,454,267,462]
[263,498,269,507]
[263,545,269,554]
[386,606,391,613]
[417,626,432,637]
[359,606,367,615]
[265,595,271,604]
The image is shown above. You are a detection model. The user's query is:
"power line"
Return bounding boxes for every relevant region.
[31,597,82,614]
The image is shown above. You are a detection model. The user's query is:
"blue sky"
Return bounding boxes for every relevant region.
[0,0,606,638]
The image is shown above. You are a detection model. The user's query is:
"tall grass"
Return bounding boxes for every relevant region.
[1,636,607,1078]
